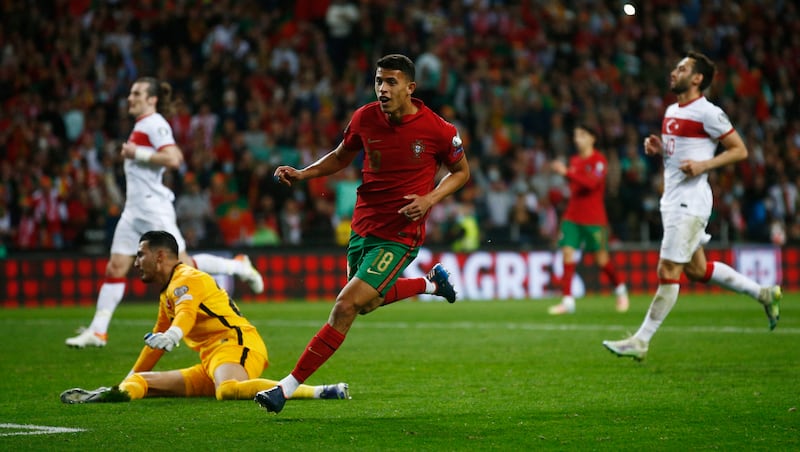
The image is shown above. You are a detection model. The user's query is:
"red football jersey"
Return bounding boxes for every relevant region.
[342,98,464,246]
[562,150,608,225]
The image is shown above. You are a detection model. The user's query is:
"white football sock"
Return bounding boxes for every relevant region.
[708,261,761,299]
[561,295,575,311]
[279,374,300,398]
[424,280,436,294]
[193,253,241,275]
[88,281,126,334]
[634,283,679,343]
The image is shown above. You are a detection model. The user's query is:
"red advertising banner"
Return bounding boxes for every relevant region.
[2,246,796,308]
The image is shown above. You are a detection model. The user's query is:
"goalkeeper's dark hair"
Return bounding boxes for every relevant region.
[377,54,415,82]
[686,51,716,92]
[140,231,179,257]
[135,76,176,116]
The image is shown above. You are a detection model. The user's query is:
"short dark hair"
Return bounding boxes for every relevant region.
[135,77,175,116]
[376,54,415,82]
[574,123,599,139]
[140,230,179,257]
[686,51,716,91]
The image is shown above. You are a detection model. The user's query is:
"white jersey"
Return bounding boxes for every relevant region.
[660,96,734,218]
[124,113,177,213]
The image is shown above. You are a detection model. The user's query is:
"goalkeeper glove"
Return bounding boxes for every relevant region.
[144,326,183,352]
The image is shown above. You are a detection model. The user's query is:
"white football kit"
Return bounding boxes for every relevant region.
[658,96,734,263]
[110,113,186,255]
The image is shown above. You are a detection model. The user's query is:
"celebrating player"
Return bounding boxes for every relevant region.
[61,230,349,403]
[602,51,782,361]
[254,54,470,414]
[548,124,629,315]
[66,77,264,349]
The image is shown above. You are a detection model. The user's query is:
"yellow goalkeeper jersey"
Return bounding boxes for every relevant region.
[152,263,265,357]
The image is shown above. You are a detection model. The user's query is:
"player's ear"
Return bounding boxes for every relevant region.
[406,80,416,95]
[692,72,704,88]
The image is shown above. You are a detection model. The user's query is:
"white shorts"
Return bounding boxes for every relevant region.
[659,210,711,263]
[110,208,187,255]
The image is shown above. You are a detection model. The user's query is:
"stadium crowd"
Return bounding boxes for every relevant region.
[1,0,799,256]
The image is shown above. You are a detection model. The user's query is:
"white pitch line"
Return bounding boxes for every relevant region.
[0,423,85,437]
[3,318,797,335]
[259,319,799,335]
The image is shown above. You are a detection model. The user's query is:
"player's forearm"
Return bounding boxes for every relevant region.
[302,145,353,179]
[130,144,183,169]
[427,165,470,205]
[147,152,182,169]
[130,345,163,373]
[303,154,346,178]
[171,309,196,338]
[706,144,747,171]
[566,169,603,190]
[702,130,748,172]
[147,145,184,169]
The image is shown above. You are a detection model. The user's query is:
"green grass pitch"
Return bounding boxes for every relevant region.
[1,293,797,451]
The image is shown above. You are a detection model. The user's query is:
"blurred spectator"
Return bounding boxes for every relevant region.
[216,197,256,247]
[63,187,91,248]
[333,165,359,222]
[252,213,281,246]
[767,170,798,224]
[279,197,304,245]
[0,196,12,257]
[175,173,214,248]
[304,197,336,246]
[189,102,218,151]
[30,176,66,249]
[325,0,360,74]
[479,164,515,246]
[79,207,111,256]
[509,192,539,249]
[450,202,480,253]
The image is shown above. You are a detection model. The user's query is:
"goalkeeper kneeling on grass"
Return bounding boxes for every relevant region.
[61,230,349,404]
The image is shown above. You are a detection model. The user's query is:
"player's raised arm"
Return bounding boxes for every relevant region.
[274,140,358,186]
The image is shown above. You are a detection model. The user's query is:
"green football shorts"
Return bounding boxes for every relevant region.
[347,231,419,296]
[557,220,609,252]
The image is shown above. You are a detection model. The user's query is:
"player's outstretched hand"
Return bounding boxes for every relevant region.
[274,166,301,186]
[144,330,180,352]
[550,160,567,176]
[644,134,663,156]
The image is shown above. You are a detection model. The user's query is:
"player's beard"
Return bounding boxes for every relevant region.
[670,77,690,95]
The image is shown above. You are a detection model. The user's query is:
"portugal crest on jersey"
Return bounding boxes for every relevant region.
[411,140,424,159]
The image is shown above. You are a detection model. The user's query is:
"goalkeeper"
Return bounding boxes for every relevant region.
[61,230,349,403]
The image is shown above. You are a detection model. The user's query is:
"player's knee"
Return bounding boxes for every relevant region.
[656,260,682,281]
[180,367,214,398]
[359,300,381,315]
[683,263,705,281]
[332,298,360,319]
